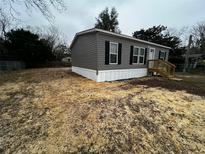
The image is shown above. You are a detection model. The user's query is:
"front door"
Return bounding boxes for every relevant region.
[148,48,155,69]
[149,48,155,60]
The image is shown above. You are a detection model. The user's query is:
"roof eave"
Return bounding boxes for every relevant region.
[70,28,171,50]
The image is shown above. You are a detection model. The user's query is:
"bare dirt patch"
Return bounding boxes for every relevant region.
[128,77,205,97]
[0,68,205,153]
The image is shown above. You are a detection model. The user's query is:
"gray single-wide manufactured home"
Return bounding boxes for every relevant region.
[70,28,172,82]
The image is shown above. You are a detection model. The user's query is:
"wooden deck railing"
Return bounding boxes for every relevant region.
[148,59,176,78]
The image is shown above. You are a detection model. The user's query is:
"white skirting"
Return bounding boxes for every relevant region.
[72,66,148,82]
[72,66,98,81]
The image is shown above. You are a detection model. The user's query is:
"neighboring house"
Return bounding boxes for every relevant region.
[70,28,172,82]
[62,57,72,63]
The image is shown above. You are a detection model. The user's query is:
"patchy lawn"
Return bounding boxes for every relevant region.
[0,68,205,153]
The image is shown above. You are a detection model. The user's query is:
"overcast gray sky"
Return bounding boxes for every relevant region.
[17,0,205,44]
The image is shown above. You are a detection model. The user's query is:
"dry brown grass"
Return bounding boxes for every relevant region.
[0,68,205,153]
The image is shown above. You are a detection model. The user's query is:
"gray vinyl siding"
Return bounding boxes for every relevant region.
[71,33,97,70]
[96,32,169,70]
[71,31,169,71]
[154,47,169,60]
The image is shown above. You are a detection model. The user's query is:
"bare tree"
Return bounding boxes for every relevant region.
[0,0,66,21]
[27,25,69,61]
[166,27,189,46]
[0,11,11,38]
[26,25,66,51]
[37,26,60,47]
[191,22,205,49]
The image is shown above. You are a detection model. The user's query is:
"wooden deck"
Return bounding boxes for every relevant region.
[148,59,176,78]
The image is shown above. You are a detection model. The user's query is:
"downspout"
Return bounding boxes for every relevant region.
[96,32,99,79]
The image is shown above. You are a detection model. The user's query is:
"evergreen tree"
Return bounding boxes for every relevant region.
[133,25,183,64]
[4,29,54,67]
[133,25,181,49]
[95,7,120,33]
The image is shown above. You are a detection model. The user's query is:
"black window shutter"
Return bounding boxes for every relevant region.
[158,50,161,59]
[144,48,148,65]
[130,46,133,65]
[164,52,167,60]
[105,41,110,65]
[118,43,122,65]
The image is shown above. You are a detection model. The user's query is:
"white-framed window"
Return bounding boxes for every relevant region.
[133,46,139,64]
[133,46,145,64]
[109,42,118,64]
[139,48,145,64]
[159,51,166,60]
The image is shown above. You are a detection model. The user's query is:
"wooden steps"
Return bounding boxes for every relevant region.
[148,59,176,78]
